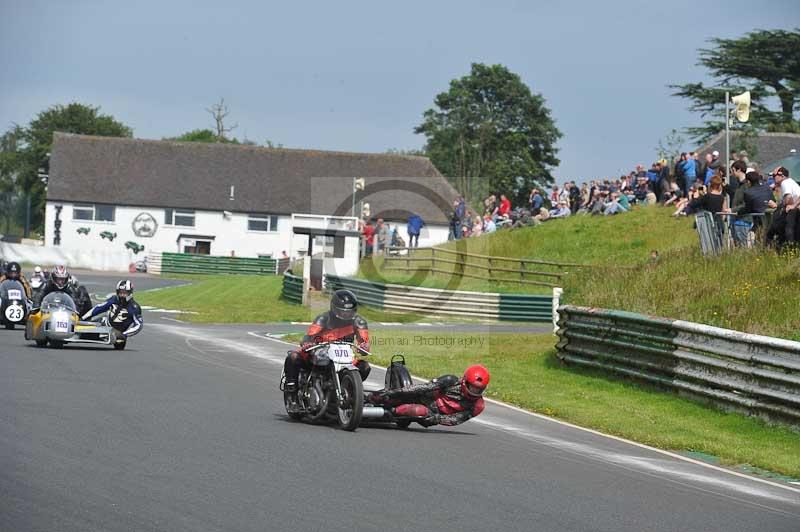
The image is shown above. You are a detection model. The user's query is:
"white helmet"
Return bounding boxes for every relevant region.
[116,279,134,302]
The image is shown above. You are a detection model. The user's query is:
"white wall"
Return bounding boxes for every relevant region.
[45,202,294,259]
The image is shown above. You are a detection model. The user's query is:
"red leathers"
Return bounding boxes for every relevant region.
[374,365,490,427]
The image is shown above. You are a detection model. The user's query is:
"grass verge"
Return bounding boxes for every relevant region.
[280,330,800,477]
[136,275,439,324]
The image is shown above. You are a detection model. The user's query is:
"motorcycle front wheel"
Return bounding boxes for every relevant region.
[337,370,363,431]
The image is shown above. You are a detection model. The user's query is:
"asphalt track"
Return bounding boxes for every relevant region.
[1,311,798,532]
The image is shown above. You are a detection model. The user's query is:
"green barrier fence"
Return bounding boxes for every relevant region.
[160,252,278,276]
[324,274,554,322]
[281,273,304,304]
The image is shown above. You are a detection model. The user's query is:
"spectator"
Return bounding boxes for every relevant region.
[729,160,750,246]
[558,183,571,205]
[682,152,698,188]
[375,218,389,254]
[703,153,716,185]
[741,171,773,231]
[533,207,550,224]
[766,166,800,247]
[529,188,544,212]
[497,194,512,218]
[549,201,571,218]
[675,153,688,196]
[483,215,496,234]
[471,215,483,237]
[362,220,375,256]
[406,213,424,248]
[690,175,725,216]
[569,180,581,213]
[604,192,628,216]
[484,194,497,217]
[550,185,559,204]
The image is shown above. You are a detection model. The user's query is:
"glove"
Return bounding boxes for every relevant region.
[358,341,371,353]
[300,341,315,352]
[367,390,390,404]
[81,310,93,320]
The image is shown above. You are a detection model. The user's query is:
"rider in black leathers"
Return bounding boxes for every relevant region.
[32,265,92,316]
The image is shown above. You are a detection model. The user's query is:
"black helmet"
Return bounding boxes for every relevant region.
[5,261,21,280]
[330,289,358,321]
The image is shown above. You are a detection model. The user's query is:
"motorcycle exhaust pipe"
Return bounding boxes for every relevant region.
[361,406,391,420]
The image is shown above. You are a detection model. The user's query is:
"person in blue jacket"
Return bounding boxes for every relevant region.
[407,213,424,247]
[82,279,143,339]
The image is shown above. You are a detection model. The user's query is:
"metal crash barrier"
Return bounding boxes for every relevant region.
[556,305,800,426]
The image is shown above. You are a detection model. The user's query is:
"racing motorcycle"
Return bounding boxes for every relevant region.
[280,341,367,431]
[0,279,30,330]
[26,292,122,349]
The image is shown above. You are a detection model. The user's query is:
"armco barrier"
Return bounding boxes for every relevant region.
[281,273,304,304]
[324,274,553,322]
[556,305,800,425]
[160,252,278,276]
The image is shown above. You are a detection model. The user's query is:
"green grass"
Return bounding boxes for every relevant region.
[138,275,314,323]
[359,206,698,294]
[137,275,436,324]
[282,330,800,477]
[564,245,800,341]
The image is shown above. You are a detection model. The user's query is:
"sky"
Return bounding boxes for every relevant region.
[1,0,798,183]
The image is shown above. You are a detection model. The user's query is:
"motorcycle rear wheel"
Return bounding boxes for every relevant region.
[337,370,363,431]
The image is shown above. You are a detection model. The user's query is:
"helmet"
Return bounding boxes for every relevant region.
[51,265,70,290]
[461,364,490,398]
[34,266,43,275]
[116,279,134,303]
[5,261,21,280]
[330,289,358,321]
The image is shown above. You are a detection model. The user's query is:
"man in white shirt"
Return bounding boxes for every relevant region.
[766,166,800,247]
[773,166,800,205]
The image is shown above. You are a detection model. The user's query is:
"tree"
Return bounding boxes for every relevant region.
[415,63,561,205]
[12,103,132,231]
[167,128,237,143]
[206,98,237,141]
[655,128,687,163]
[670,29,800,142]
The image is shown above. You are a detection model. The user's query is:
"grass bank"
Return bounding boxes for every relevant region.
[281,330,800,477]
[359,206,800,340]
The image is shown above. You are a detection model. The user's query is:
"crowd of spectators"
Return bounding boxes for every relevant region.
[440,149,800,249]
[356,148,799,252]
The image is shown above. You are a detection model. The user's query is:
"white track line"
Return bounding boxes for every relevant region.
[249,330,800,498]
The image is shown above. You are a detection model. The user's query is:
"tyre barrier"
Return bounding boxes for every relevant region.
[556,305,800,426]
[281,273,304,305]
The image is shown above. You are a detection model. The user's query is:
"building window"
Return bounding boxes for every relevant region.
[248,214,278,232]
[165,208,195,227]
[72,204,115,222]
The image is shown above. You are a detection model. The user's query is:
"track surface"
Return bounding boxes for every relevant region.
[1,312,798,532]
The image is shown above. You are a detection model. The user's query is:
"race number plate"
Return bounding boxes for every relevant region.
[328,344,354,364]
[4,304,23,322]
[7,289,22,300]
[54,320,69,332]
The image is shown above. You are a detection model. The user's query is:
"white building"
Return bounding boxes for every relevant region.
[45,133,458,273]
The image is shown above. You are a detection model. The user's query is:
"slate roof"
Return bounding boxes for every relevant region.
[48,133,458,224]
[697,132,800,168]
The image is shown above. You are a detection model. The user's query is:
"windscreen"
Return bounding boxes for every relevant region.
[41,291,77,312]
